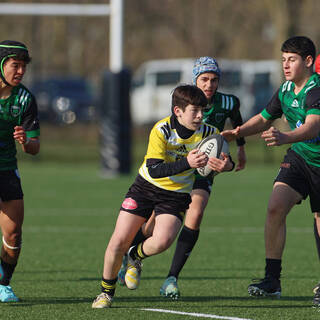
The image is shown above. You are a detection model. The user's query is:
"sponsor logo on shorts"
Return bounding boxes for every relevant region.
[122,197,138,210]
[281,162,290,169]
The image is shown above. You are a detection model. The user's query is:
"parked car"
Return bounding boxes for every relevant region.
[131,58,281,124]
[31,76,96,124]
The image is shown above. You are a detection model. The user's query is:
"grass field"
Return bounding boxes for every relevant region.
[3,124,320,319]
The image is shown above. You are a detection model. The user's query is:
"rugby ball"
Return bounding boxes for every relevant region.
[196,134,229,177]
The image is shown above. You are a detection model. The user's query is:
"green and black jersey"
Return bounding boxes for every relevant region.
[261,73,320,167]
[0,83,40,170]
[203,91,245,146]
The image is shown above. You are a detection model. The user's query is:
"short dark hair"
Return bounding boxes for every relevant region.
[171,84,207,113]
[281,36,316,64]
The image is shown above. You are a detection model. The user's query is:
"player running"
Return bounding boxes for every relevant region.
[0,40,40,302]
[159,57,245,299]
[92,85,233,308]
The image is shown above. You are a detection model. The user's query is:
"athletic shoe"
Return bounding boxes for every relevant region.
[160,276,180,300]
[117,254,128,286]
[313,282,320,306]
[248,276,281,298]
[92,292,113,308]
[125,249,142,290]
[0,285,19,302]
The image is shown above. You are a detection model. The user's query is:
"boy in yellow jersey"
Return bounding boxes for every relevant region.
[92,85,234,308]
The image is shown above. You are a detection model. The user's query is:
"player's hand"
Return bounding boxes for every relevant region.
[236,145,246,171]
[207,152,233,172]
[221,126,241,142]
[13,126,27,145]
[261,126,287,146]
[187,149,208,168]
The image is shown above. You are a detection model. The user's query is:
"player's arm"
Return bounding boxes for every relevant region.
[222,90,281,141]
[229,96,246,146]
[18,95,40,155]
[229,96,246,171]
[147,158,190,178]
[262,88,320,146]
[261,116,320,146]
[13,126,40,155]
[147,150,208,178]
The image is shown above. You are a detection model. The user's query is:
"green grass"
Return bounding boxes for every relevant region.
[1,159,319,320]
[3,123,319,319]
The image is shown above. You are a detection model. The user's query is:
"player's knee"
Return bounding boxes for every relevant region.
[108,238,128,256]
[267,204,286,220]
[153,235,174,253]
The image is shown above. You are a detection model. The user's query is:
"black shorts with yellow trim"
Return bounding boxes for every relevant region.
[0,169,23,201]
[120,174,191,222]
[274,148,320,212]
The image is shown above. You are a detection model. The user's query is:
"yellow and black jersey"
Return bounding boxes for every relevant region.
[138,115,219,193]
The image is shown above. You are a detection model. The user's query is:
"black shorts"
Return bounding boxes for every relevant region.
[120,175,192,222]
[193,172,214,194]
[274,149,320,212]
[0,170,23,201]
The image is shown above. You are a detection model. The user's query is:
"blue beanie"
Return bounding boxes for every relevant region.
[192,56,221,85]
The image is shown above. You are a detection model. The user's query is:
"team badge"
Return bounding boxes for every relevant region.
[10,105,21,117]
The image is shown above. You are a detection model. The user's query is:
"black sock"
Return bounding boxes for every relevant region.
[167,226,199,279]
[0,259,17,286]
[265,258,281,280]
[101,277,117,297]
[131,228,147,247]
[314,218,320,260]
[129,242,148,260]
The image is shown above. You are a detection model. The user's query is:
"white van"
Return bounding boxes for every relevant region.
[131,58,280,125]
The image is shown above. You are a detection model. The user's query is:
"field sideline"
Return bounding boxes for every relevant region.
[1,158,319,320]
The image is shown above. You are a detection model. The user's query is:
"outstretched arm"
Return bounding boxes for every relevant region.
[222,114,272,141]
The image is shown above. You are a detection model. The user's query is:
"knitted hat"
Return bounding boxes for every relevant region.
[192,56,221,85]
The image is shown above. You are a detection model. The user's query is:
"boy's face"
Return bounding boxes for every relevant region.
[196,72,219,100]
[282,52,312,83]
[174,104,203,131]
[2,58,27,87]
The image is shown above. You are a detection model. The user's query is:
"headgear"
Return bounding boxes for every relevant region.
[192,56,221,85]
[0,40,30,85]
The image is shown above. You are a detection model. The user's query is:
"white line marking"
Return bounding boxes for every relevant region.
[141,308,253,320]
